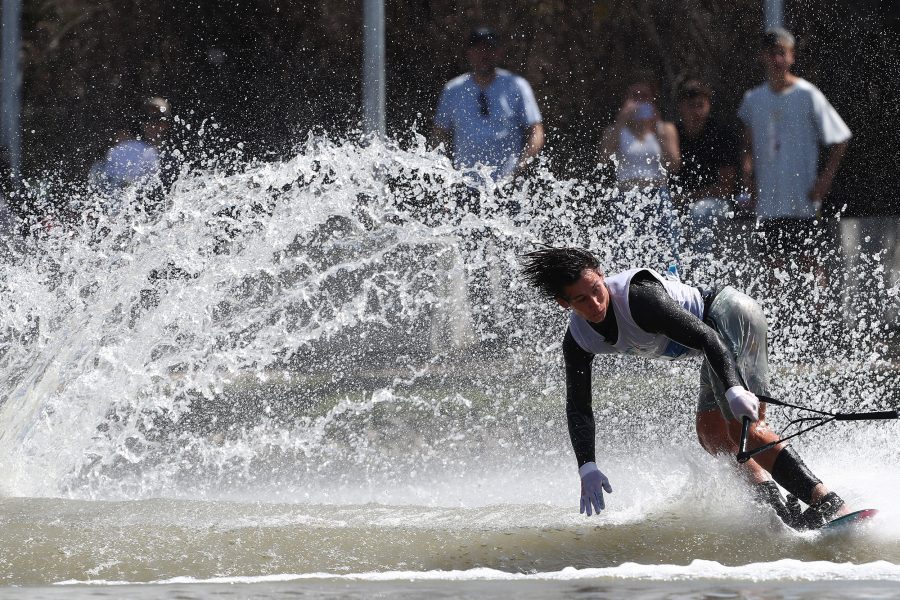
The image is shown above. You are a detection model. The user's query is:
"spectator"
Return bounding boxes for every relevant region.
[738,28,851,275]
[433,27,544,182]
[600,73,681,266]
[674,78,740,257]
[89,96,175,210]
[89,127,159,197]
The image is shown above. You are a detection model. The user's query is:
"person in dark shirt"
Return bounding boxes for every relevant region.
[674,79,739,256]
[521,246,849,529]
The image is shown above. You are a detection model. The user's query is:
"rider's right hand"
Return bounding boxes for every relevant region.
[725,386,760,422]
[579,462,613,516]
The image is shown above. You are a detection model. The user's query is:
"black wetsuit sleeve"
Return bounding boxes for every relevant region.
[629,273,742,390]
[563,327,596,467]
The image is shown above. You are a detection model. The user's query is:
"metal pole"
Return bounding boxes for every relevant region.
[1,0,22,180]
[362,0,385,138]
[764,0,783,29]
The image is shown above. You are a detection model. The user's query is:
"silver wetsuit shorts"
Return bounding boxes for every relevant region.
[697,286,771,420]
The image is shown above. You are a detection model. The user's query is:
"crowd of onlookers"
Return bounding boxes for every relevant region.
[430,25,900,341]
[432,26,852,276]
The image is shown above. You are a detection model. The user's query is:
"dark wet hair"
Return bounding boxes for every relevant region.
[520,246,600,299]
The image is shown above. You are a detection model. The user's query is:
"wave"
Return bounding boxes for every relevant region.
[2,489,898,586]
[53,559,900,586]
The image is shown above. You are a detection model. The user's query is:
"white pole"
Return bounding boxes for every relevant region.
[764,0,783,29]
[1,0,21,180]
[362,0,385,138]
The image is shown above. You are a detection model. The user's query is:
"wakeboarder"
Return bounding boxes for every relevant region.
[521,246,851,529]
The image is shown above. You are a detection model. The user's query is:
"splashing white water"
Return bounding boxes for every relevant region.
[0,136,896,514]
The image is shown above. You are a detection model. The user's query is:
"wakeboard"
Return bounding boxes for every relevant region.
[819,508,878,532]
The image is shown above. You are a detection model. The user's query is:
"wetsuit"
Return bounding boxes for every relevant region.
[564,269,739,467]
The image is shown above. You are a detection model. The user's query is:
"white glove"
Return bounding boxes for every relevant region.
[579,462,613,516]
[726,386,760,422]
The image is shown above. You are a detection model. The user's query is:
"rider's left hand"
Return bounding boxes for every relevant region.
[579,462,613,516]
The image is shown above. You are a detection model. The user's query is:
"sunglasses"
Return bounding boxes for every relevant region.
[478,91,489,117]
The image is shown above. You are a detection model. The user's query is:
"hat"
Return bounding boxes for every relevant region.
[762,27,795,49]
[676,79,713,101]
[468,26,499,48]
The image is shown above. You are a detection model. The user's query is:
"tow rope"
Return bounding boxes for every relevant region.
[737,395,899,464]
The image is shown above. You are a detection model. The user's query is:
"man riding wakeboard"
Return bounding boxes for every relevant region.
[521,246,850,529]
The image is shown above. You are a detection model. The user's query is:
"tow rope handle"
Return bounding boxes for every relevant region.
[738,416,750,457]
[736,398,898,464]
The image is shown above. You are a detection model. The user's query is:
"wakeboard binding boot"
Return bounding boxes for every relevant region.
[794,491,845,530]
[755,482,844,531]
[755,481,798,528]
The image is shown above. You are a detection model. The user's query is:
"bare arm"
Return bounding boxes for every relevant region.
[809,141,849,202]
[658,121,681,174]
[514,122,545,175]
[600,101,638,167]
[599,124,622,165]
[740,125,754,193]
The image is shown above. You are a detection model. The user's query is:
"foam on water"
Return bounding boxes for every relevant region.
[53,559,900,586]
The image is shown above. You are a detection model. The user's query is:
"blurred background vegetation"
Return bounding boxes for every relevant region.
[17,0,900,215]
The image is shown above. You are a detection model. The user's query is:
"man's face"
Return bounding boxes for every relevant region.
[677,95,711,130]
[557,269,610,324]
[466,43,499,77]
[762,43,795,78]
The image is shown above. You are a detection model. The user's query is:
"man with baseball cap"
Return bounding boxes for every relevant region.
[433,26,544,182]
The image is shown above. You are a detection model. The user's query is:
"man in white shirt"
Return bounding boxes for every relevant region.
[738,28,851,270]
[432,27,544,182]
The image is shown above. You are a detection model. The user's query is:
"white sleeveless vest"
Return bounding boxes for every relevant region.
[568,268,704,360]
[616,127,664,182]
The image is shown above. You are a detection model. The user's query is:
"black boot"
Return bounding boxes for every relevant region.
[785,494,802,527]
[754,481,797,528]
[796,492,845,530]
